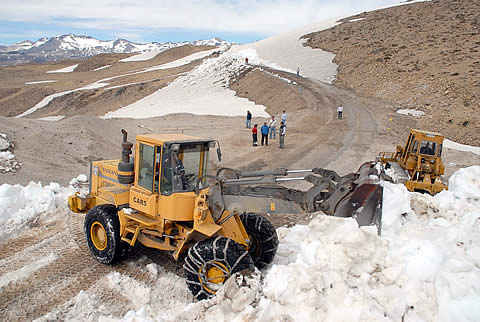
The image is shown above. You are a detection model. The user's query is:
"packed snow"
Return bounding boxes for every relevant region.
[46,64,78,73]
[397,109,425,117]
[15,167,479,321]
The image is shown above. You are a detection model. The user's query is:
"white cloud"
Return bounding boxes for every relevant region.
[1,0,403,35]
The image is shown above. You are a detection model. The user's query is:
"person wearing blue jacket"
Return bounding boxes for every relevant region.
[261,122,269,146]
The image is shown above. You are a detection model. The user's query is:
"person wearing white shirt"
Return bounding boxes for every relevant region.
[281,110,287,125]
[337,105,344,119]
[269,116,277,139]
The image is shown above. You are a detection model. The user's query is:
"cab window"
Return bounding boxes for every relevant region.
[138,143,155,192]
[419,141,436,156]
[412,140,419,153]
[160,143,209,195]
[438,144,442,157]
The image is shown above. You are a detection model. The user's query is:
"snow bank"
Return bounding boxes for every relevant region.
[103,49,269,119]
[93,166,479,321]
[46,64,78,73]
[0,174,88,239]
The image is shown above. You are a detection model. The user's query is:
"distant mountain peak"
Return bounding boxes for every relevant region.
[0,34,232,66]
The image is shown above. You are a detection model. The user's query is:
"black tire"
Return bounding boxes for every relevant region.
[84,204,128,264]
[240,213,279,269]
[183,236,254,301]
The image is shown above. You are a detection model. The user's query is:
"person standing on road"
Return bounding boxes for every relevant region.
[269,115,277,140]
[252,124,258,146]
[261,122,269,146]
[337,105,344,120]
[279,121,286,149]
[246,110,252,128]
[281,110,287,125]
[297,67,300,77]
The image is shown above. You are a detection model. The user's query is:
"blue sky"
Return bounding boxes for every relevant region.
[0,0,405,45]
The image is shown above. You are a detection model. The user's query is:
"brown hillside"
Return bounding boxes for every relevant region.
[302,0,480,145]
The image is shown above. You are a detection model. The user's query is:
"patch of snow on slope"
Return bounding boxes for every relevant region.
[46,64,78,73]
[230,18,339,83]
[120,51,162,62]
[25,80,57,85]
[93,65,112,71]
[36,115,66,121]
[444,139,480,156]
[103,49,269,119]
[397,108,425,117]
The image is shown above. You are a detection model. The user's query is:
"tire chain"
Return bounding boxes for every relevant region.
[0,210,178,320]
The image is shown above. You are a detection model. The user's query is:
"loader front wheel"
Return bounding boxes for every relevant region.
[84,204,126,264]
[183,236,254,301]
[240,213,279,269]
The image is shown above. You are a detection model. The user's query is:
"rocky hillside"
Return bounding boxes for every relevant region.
[303,0,479,145]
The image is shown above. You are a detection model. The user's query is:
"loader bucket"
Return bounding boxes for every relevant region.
[333,182,383,235]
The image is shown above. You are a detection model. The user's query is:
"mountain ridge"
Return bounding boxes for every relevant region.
[0,34,231,65]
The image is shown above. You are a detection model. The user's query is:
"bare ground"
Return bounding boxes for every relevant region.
[302,0,480,145]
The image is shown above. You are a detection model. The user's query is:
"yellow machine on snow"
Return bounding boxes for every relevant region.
[378,129,447,195]
[69,129,384,300]
[69,130,278,300]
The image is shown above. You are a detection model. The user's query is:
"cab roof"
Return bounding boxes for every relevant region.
[136,133,213,145]
[411,129,444,138]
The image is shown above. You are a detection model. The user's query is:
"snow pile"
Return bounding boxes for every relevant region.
[0,174,87,239]
[103,49,269,119]
[46,64,78,73]
[396,109,425,117]
[0,133,21,173]
[97,166,480,321]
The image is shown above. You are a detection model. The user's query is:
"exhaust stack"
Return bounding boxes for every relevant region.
[118,129,134,184]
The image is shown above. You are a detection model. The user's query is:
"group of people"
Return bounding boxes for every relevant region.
[247,110,287,149]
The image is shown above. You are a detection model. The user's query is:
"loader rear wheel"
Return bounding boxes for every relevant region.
[183,236,254,301]
[84,204,128,264]
[240,213,279,269]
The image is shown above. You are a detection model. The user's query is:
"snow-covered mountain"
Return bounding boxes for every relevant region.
[0,34,231,65]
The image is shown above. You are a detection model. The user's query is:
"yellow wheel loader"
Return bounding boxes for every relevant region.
[69,130,383,300]
[377,129,447,195]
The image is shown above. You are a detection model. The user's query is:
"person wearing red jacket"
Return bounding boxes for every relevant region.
[252,124,258,146]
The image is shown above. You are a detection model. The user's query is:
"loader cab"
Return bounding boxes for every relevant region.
[131,134,216,220]
[401,129,444,175]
